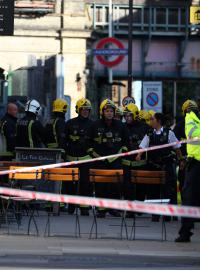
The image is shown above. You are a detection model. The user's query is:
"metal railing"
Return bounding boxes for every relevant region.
[14,0,55,15]
[87,3,199,36]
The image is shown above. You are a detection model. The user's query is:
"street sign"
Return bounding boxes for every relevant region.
[122,96,135,107]
[93,49,128,56]
[143,81,163,112]
[0,0,14,36]
[146,92,159,107]
[190,6,200,24]
[95,37,127,68]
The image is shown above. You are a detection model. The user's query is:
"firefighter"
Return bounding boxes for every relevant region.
[137,112,184,221]
[16,99,46,148]
[87,99,130,218]
[175,100,200,242]
[45,98,68,150]
[114,106,124,121]
[65,98,93,216]
[0,103,18,160]
[122,104,149,204]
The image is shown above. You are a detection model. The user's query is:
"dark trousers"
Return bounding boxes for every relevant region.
[123,164,147,201]
[92,159,122,201]
[178,166,186,199]
[62,164,91,198]
[179,159,200,237]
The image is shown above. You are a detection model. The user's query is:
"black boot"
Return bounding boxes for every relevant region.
[175,235,191,243]
[175,231,193,243]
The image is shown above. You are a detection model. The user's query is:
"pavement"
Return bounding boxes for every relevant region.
[0,211,200,269]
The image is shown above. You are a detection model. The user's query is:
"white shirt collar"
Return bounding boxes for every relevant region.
[153,127,164,134]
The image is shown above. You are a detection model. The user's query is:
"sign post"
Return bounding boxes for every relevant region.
[0,0,14,36]
[122,96,135,107]
[143,81,163,112]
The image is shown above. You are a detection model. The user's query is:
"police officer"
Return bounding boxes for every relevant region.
[87,99,130,218]
[175,100,200,242]
[16,100,46,148]
[65,98,93,216]
[45,98,68,150]
[0,103,18,160]
[122,104,149,203]
[137,113,183,221]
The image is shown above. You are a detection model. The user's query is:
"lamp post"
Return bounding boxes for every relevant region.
[128,0,133,97]
[108,0,113,84]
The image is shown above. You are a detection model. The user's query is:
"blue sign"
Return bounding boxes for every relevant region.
[146,92,159,107]
[93,49,128,56]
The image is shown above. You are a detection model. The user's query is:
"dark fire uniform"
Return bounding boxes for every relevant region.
[45,113,66,150]
[16,113,46,148]
[64,116,93,208]
[122,120,149,200]
[87,119,130,200]
[0,113,17,160]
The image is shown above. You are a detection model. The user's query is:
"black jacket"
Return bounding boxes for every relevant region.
[125,120,149,151]
[174,118,186,156]
[45,113,66,149]
[87,118,130,157]
[65,116,93,157]
[0,113,17,152]
[16,112,46,148]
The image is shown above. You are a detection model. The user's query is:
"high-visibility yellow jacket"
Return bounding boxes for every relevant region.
[185,111,200,161]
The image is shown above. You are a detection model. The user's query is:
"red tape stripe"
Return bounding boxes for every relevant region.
[0,186,200,218]
[0,137,200,176]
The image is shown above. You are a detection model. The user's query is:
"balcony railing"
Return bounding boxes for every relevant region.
[87,3,200,36]
[15,1,55,15]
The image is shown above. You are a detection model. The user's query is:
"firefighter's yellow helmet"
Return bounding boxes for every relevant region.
[100,99,116,115]
[53,98,68,113]
[148,110,155,117]
[75,98,92,114]
[124,103,139,120]
[139,110,149,121]
[182,100,198,114]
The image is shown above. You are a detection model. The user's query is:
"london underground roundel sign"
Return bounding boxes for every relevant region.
[94,37,127,68]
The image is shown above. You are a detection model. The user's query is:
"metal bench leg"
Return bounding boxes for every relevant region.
[75,207,81,238]
[130,215,136,240]
[44,212,51,237]
[2,199,11,235]
[120,211,128,240]
[89,206,97,239]
[162,216,167,241]
[28,208,39,236]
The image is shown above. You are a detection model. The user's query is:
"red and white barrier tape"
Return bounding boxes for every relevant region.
[0,186,200,218]
[0,136,199,176]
